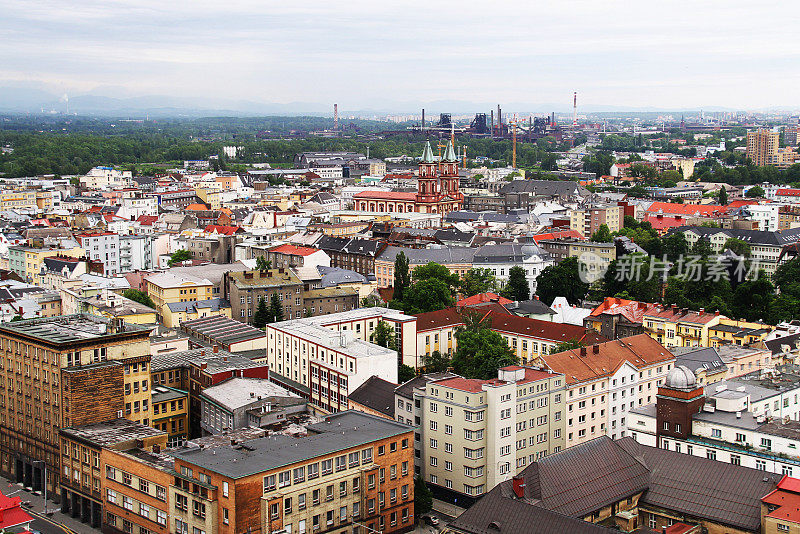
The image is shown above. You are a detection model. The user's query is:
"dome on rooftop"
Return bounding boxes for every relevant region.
[665,365,697,390]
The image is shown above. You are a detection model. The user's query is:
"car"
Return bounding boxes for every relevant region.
[422,514,439,526]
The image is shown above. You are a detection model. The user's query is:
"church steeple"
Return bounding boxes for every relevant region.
[442,140,457,162]
[421,141,435,163]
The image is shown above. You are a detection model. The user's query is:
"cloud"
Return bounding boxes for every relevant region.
[1,0,799,110]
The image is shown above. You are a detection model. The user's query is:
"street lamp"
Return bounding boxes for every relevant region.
[32,460,47,514]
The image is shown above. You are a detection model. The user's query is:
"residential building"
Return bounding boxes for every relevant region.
[199,377,305,434]
[418,366,566,504]
[151,386,189,446]
[537,239,616,268]
[0,315,152,502]
[570,203,624,237]
[584,297,655,340]
[471,244,553,294]
[78,167,133,189]
[642,305,725,348]
[169,411,415,534]
[78,291,158,325]
[77,232,120,276]
[762,476,800,534]
[536,334,676,446]
[315,236,387,277]
[145,272,214,321]
[263,244,331,271]
[0,189,38,211]
[748,129,780,166]
[119,234,156,272]
[225,268,304,324]
[348,376,397,419]
[8,244,86,283]
[162,298,232,328]
[374,246,476,288]
[708,317,773,347]
[179,316,267,353]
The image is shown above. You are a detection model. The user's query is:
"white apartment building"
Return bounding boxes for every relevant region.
[415,367,566,504]
[471,244,553,295]
[79,166,133,190]
[536,334,675,447]
[744,203,780,232]
[119,196,158,219]
[264,308,417,412]
[77,231,120,276]
[119,234,156,272]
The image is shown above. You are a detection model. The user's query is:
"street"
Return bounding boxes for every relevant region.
[2,479,96,534]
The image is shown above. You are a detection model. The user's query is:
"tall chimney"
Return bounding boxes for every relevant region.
[421,108,425,130]
[333,103,338,131]
[497,105,502,133]
[573,91,578,128]
[490,110,494,136]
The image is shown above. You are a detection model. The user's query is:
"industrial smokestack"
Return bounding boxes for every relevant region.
[497,105,502,133]
[490,110,494,136]
[421,108,425,130]
[573,92,578,128]
[333,104,339,131]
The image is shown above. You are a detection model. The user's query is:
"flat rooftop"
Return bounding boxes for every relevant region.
[0,314,150,345]
[61,418,166,447]
[171,411,412,478]
[181,315,265,347]
[151,347,262,373]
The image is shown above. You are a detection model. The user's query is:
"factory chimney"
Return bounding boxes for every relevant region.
[334,103,338,131]
[497,105,502,135]
[421,108,425,131]
[573,92,578,128]
[490,110,494,137]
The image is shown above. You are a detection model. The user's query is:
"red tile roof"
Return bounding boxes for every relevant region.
[645,201,728,217]
[530,229,585,243]
[777,189,800,197]
[136,215,158,226]
[0,491,33,529]
[456,292,513,307]
[353,191,417,201]
[542,334,674,385]
[589,297,658,324]
[762,476,800,525]
[78,231,116,238]
[269,244,319,257]
[643,305,723,324]
[415,308,465,332]
[488,311,607,344]
[205,225,242,235]
[644,214,691,232]
[433,366,559,393]
[185,203,209,211]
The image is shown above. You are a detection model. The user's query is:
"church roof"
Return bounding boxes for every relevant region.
[442,139,457,162]
[421,141,434,164]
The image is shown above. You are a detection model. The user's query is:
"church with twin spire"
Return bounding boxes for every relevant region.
[353,139,464,214]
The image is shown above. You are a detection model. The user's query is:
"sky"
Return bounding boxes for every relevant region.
[2,0,800,112]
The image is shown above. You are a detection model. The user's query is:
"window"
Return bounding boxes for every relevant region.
[263,474,276,492]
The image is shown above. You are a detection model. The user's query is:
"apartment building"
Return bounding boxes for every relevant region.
[0,189,38,211]
[146,272,214,321]
[77,232,121,276]
[263,244,331,270]
[59,419,168,529]
[642,305,724,348]
[169,411,415,534]
[471,244,553,295]
[225,268,304,323]
[747,129,780,166]
[0,315,152,502]
[374,246,476,288]
[265,310,406,412]
[417,366,566,506]
[151,386,189,447]
[8,245,86,283]
[536,334,675,447]
[537,239,616,266]
[569,203,623,237]
[315,236,387,277]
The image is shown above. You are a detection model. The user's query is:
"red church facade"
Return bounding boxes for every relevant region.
[353,140,463,214]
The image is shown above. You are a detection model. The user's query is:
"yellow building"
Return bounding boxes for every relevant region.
[151,386,188,447]
[79,292,158,325]
[124,354,153,427]
[8,245,86,283]
[708,318,773,347]
[145,271,214,320]
[642,305,723,348]
[195,185,221,210]
[0,189,38,210]
[747,129,780,166]
[162,298,232,328]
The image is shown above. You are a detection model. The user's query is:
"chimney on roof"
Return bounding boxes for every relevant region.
[279,267,285,274]
[244,272,253,279]
[512,476,526,499]
[580,347,587,357]
[593,344,599,354]
[699,308,705,314]
[200,350,205,357]
[715,310,720,316]
[213,345,219,354]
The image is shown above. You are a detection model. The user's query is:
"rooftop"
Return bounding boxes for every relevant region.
[61,418,166,448]
[181,315,266,348]
[269,243,319,257]
[348,375,397,417]
[0,314,150,346]
[201,377,301,410]
[171,411,412,478]
[151,346,262,373]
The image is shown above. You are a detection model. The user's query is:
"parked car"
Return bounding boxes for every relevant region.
[422,514,440,526]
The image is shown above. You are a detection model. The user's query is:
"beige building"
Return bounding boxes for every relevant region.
[145,272,214,321]
[569,203,623,237]
[0,190,38,210]
[747,129,780,166]
[536,334,675,448]
[417,366,566,503]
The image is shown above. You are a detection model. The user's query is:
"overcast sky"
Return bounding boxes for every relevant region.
[2,0,799,111]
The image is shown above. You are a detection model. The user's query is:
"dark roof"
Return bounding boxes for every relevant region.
[674,347,726,375]
[666,225,800,246]
[395,372,459,400]
[348,375,397,417]
[500,179,587,198]
[765,332,800,355]
[617,437,782,532]
[315,235,349,253]
[449,488,611,534]
[507,299,555,316]
[518,436,650,517]
[434,228,474,244]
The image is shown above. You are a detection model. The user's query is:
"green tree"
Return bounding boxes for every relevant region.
[601,254,665,303]
[414,476,433,516]
[421,350,451,373]
[398,364,416,384]
[460,268,497,297]
[535,257,589,306]
[724,238,752,258]
[123,289,156,309]
[370,320,397,350]
[662,233,689,262]
[413,262,460,290]
[361,295,381,307]
[718,185,728,205]
[451,312,517,379]
[167,249,192,266]
[255,256,271,271]
[253,297,270,329]
[551,338,585,354]
[591,223,613,243]
[745,185,766,198]
[690,237,714,259]
[268,293,284,323]
[393,252,411,303]
[501,266,530,301]
[732,278,775,321]
[401,278,455,314]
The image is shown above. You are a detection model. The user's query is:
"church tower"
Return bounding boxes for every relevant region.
[438,139,460,197]
[417,141,439,200]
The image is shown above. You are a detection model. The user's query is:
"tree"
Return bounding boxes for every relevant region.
[773,257,800,300]
[370,320,397,350]
[421,350,451,373]
[662,232,689,262]
[398,364,416,384]
[413,262,460,290]
[591,223,613,243]
[690,237,714,259]
[123,289,156,309]
[361,295,381,307]
[167,249,192,266]
[551,338,586,354]
[535,257,589,306]
[451,312,517,379]
[255,256,271,271]
[718,185,728,205]
[460,268,497,297]
[746,185,766,198]
[393,252,411,303]
[268,293,284,323]
[253,297,270,329]
[401,278,455,314]
[724,237,751,258]
[414,476,433,516]
[731,278,775,321]
[501,266,530,301]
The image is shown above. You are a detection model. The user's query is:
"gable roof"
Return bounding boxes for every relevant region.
[269,244,319,257]
[348,375,397,417]
[457,292,513,307]
[542,334,674,385]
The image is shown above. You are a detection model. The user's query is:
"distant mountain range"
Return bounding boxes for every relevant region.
[0,83,783,118]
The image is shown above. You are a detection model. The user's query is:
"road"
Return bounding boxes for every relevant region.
[2,480,95,534]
